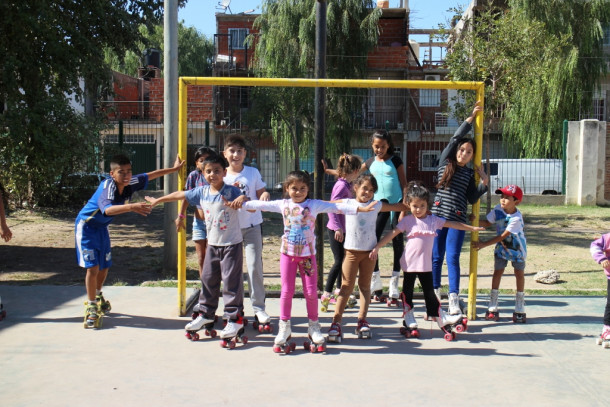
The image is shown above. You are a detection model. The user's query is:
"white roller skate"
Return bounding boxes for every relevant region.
[400,300,420,338]
[485,289,500,321]
[437,306,468,341]
[370,271,385,302]
[219,315,247,349]
[327,322,342,343]
[253,310,272,333]
[185,313,217,341]
[596,325,610,349]
[83,302,102,329]
[273,319,296,354]
[356,319,372,339]
[306,319,326,353]
[513,291,526,323]
[386,271,400,307]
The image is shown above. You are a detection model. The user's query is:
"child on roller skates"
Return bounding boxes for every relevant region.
[239,171,376,353]
[369,181,483,341]
[327,173,408,342]
[176,147,217,278]
[590,232,610,348]
[0,185,12,321]
[321,154,362,313]
[146,155,247,347]
[324,130,408,304]
[474,185,527,323]
[76,154,185,329]
[223,134,272,333]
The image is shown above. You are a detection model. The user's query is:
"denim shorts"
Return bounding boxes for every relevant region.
[494,255,526,271]
[192,217,207,241]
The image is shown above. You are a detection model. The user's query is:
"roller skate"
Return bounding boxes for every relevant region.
[252,310,273,333]
[327,322,343,343]
[356,319,372,339]
[83,302,102,329]
[399,295,420,338]
[320,292,333,312]
[346,294,358,309]
[595,325,610,349]
[370,271,386,302]
[512,291,527,323]
[386,271,400,307]
[219,315,248,349]
[273,319,296,354]
[185,313,217,341]
[0,295,5,321]
[95,292,111,315]
[485,289,500,321]
[437,306,468,341]
[305,319,326,353]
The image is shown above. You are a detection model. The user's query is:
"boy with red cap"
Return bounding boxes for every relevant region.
[474,185,527,323]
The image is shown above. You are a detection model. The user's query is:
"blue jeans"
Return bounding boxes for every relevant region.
[432,227,465,294]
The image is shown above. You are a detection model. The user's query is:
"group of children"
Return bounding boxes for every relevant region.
[70,106,610,350]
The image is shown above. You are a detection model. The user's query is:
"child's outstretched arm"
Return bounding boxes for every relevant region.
[146,154,186,181]
[369,228,402,260]
[473,230,510,251]
[145,190,187,207]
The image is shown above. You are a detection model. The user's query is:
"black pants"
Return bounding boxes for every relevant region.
[402,272,440,318]
[373,204,404,273]
[325,228,344,293]
[604,279,610,325]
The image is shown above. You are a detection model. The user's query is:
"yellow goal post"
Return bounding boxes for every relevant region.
[177,77,485,319]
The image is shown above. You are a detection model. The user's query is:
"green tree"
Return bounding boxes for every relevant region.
[251,0,381,168]
[445,0,610,157]
[105,22,214,77]
[0,0,182,206]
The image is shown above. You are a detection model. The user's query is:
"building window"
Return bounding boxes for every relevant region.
[420,150,441,171]
[229,28,249,50]
[419,75,441,107]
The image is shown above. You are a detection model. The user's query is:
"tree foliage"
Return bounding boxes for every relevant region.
[444,0,610,157]
[251,0,381,167]
[0,1,182,207]
[105,22,214,78]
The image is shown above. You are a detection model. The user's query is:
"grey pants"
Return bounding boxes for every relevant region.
[242,224,266,313]
[199,242,244,320]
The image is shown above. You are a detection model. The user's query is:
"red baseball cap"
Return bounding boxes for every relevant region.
[495,184,523,202]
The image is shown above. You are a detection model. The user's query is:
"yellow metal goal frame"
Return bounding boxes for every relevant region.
[177,77,485,319]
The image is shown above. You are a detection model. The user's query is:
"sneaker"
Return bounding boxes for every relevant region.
[185,313,216,331]
[220,316,244,339]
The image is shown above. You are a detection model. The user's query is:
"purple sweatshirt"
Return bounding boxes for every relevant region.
[326,178,352,232]
[590,233,610,279]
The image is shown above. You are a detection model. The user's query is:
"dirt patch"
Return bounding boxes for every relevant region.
[0,204,607,293]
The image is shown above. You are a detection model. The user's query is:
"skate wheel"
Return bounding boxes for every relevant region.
[444,332,453,342]
[242,336,248,345]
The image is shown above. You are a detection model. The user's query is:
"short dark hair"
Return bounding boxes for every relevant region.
[110,154,131,171]
[224,134,246,149]
[202,154,229,170]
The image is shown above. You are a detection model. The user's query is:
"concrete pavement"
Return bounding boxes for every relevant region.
[1,285,609,406]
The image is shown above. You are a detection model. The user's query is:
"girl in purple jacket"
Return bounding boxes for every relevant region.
[590,233,610,348]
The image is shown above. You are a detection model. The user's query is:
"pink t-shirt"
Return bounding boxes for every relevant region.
[396,214,446,272]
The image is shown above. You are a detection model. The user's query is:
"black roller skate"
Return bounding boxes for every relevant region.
[219,315,248,349]
[185,313,217,341]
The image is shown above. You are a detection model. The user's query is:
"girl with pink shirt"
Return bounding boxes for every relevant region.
[370,181,483,341]
[241,170,375,353]
[590,233,610,348]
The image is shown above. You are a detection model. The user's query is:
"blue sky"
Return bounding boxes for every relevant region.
[179,1,466,60]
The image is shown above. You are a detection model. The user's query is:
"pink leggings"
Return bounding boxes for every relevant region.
[279,253,318,321]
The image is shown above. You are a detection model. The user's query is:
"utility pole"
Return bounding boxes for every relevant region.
[163,0,179,272]
[314,0,327,291]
